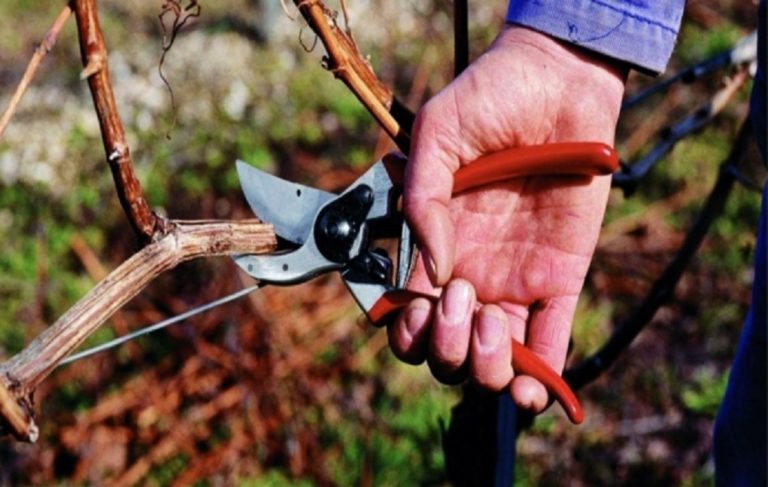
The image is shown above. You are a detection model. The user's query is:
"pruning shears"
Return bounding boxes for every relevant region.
[234,142,619,424]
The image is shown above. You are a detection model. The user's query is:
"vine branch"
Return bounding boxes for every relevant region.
[0,0,419,445]
[293,0,414,151]
[158,0,202,137]
[0,1,281,442]
[0,220,276,441]
[0,3,73,138]
[74,0,161,242]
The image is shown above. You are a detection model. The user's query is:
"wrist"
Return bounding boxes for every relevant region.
[496,25,628,87]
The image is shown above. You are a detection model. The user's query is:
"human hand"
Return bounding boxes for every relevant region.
[387,26,626,413]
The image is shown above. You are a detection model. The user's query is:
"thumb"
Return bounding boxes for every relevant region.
[403,95,463,287]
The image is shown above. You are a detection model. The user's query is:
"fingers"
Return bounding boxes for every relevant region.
[388,283,577,417]
[389,279,515,391]
[387,297,432,365]
[510,376,549,413]
[526,296,577,372]
[427,279,476,383]
[388,280,477,380]
[404,94,463,286]
[470,305,513,390]
[510,295,578,413]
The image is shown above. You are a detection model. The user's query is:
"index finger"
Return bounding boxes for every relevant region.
[403,92,464,286]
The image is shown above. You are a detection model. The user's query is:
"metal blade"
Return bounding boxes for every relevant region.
[236,160,335,244]
[234,242,341,285]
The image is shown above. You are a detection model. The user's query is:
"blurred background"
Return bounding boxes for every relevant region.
[0,0,762,485]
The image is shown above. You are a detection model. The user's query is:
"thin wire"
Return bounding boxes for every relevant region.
[59,283,262,367]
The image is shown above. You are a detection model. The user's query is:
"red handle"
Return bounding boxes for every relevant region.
[453,142,617,193]
[374,142,612,424]
[382,142,618,193]
[369,290,584,424]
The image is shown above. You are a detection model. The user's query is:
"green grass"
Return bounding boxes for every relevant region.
[316,362,454,486]
[681,367,730,417]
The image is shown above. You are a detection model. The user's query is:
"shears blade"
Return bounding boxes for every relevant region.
[236,160,336,245]
[233,243,342,285]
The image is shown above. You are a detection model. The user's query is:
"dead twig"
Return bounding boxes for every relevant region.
[0,3,73,138]
[0,379,36,442]
[338,0,356,44]
[158,0,202,138]
[0,219,275,435]
[0,0,407,450]
[293,0,413,151]
[70,232,138,359]
[74,0,160,242]
[0,1,281,444]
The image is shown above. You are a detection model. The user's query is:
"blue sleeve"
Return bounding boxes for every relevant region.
[506,0,685,74]
[751,0,765,161]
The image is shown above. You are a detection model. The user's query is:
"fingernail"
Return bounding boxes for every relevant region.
[405,304,429,337]
[422,248,439,285]
[477,308,504,349]
[443,280,471,325]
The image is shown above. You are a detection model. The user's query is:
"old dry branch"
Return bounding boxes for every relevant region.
[293,0,414,150]
[0,220,276,441]
[0,0,414,444]
[74,0,161,242]
[0,0,282,443]
[0,3,73,138]
[0,379,33,441]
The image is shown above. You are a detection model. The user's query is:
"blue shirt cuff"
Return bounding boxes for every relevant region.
[506,0,684,74]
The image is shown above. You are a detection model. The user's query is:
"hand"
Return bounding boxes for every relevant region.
[387,26,626,413]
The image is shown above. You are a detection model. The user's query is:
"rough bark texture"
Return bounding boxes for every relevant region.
[74,0,161,242]
[0,220,275,441]
[0,3,72,138]
[293,0,414,151]
[0,0,414,443]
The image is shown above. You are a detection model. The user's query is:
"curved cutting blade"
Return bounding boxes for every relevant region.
[236,160,335,244]
[234,242,341,285]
